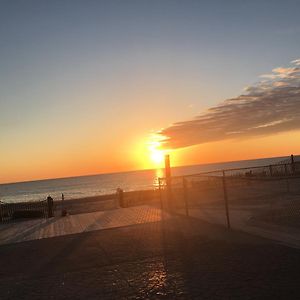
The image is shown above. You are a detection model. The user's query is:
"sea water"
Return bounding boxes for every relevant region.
[0,156,290,203]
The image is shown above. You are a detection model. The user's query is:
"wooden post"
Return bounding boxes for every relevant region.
[291,154,295,174]
[222,170,231,229]
[117,188,124,207]
[165,154,172,211]
[0,203,3,222]
[182,177,189,217]
[61,193,67,217]
[47,196,54,218]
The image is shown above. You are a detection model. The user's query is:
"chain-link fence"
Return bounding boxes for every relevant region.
[159,161,300,231]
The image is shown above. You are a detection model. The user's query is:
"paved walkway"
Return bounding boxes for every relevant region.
[0,216,299,299]
[0,205,170,245]
[187,207,300,249]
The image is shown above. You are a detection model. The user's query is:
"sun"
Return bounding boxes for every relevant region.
[150,149,164,164]
[147,133,167,167]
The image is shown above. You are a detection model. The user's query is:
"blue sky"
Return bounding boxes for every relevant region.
[1,0,300,182]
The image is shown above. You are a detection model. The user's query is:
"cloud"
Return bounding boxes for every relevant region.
[291,59,300,66]
[160,59,300,149]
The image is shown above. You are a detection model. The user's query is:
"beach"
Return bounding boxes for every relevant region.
[3,1,300,298]
[1,165,300,298]
[1,157,300,298]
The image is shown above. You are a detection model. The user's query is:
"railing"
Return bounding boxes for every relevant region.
[0,198,53,223]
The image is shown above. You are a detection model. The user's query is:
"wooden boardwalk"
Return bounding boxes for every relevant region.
[0,205,170,246]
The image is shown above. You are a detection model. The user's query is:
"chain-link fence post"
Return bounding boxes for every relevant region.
[222,170,231,229]
[269,165,273,177]
[284,164,290,193]
[158,178,163,211]
[182,177,189,217]
[165,154,173,211]
[291,154,296,175]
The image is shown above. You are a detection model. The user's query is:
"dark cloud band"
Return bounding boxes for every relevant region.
[160,60,300,149]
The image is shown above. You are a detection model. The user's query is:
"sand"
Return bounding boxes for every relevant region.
[54,189,161,215]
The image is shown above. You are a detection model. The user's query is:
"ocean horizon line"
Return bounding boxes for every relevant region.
[0,154,294,186]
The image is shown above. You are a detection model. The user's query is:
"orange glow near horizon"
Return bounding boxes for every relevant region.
[1,129,300,184]
[168,130,300,168]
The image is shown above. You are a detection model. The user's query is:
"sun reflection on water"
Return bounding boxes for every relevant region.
[154,168,164,187]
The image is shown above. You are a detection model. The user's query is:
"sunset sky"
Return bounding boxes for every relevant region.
[1,0,300,183]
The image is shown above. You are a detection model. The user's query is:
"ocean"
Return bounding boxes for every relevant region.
[0,156,291,203]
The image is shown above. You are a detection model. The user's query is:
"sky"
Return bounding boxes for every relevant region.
[1,0,300,183]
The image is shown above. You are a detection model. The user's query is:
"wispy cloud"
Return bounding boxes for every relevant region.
[160,59,300,149]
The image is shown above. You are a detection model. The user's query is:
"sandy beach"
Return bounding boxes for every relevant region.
[53,189,161,215]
